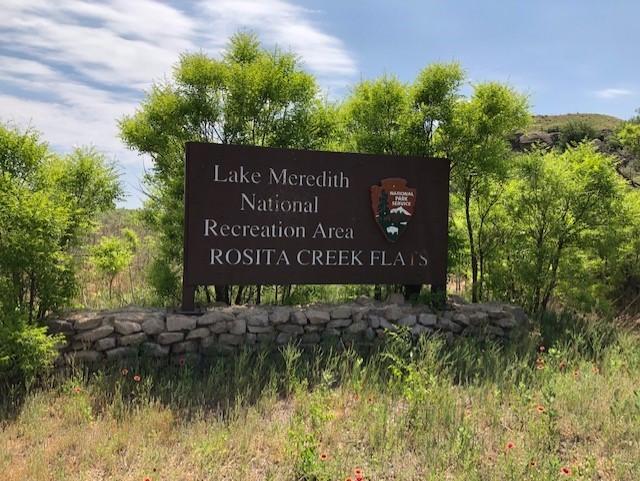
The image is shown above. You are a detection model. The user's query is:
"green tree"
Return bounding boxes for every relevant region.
[492,144,624,314]
[91,229,138,300]
[120,32,335,304]
[443,82,530,302]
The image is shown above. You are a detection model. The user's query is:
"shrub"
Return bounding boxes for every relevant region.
[0,314,62,384]
[558,120,598,149]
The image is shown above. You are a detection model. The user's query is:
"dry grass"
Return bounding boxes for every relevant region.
[528,113,623,133]
[2,314,640,480]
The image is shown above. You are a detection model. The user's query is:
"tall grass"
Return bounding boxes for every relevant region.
[1,312,639,480]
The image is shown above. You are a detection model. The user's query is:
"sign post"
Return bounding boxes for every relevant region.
[182,142,449,311]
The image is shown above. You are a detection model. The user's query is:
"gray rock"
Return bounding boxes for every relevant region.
[468,311,488,326]
[486,325,505,337]
[157,332,184,345]
[246,333,257,344]
[452,313,470,326]
[114,320,142,335]
[119,332,148,346]
[219,333,244,345]
[257,333,276,343]
[304,325,323,332]
[364,327,376,341]
[67,350,102,363]
[438,317,463,333]
[384,305,403,321]
[330,305,351,319]
[269,307,292,324]
[186,327,210,339]
[327,318,352,329]
[229,318,247,335]
[494,315,517,328]
[105,347,137,360]
[418,313,437,326]
[172,340,198,354]
[276,332,295,344]
[141,342,170,357]
[72,313,103,331]
[94,337,116,351]
[379,318,399,332]
[276,324,304,334]
[198,310,234,325]
[47,319,74,334]
[302,333,321,344]
[200,336,216,350]
[386,293,406,305]
[166,314,197,331]
[368,314,384,329]
[351,307,369,322]
[398,315,417,327]
[209,321,228,334]
[142,317,165,335]
[248,325,275,334]
[356,295,372,305]
[290,310,308,325]
[246,311,269,327]
[306,309,331,324]
[75,325,114,342]
[321,328,340,339]
[347,320,367,333]
[411,324,433,336]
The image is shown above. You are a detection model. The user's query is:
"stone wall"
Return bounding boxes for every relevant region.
[46,297,529,364]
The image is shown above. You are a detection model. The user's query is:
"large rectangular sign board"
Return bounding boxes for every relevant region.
[182,142,449,310]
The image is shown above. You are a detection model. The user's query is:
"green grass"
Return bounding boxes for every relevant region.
[2,312,640,480]
[529,114,623,133]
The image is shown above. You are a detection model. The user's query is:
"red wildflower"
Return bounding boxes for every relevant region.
[144,478,151,481]
[178,357,185,367]
[133,374,141,382]
[121,368,128,376]
[319,453,328,461]
[561,466,572,476]
[73,386,81,394]
[536,404,545,413]
[354,468,364,480]
[505,442,515,451]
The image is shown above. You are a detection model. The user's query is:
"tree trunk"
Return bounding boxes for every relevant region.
[256,285,262,305]
[403,284,422,300]
[234,285,244,305]
[374,284,382,301]
[214,285,229,304]
[464,177,479,302]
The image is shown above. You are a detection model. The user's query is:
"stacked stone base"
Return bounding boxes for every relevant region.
[46,298,529,365]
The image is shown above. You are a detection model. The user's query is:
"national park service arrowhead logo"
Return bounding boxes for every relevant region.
[370,178,417,242]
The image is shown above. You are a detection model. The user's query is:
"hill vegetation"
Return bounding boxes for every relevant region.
[528,113,623,133]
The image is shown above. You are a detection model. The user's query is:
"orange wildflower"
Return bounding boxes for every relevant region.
[505,442,515,451]
[319,453,328,461]
[354,468,364,480]
[73,386,81,394]
[561,466,572,476]
[536,404,545,413]
[133,374,141,382]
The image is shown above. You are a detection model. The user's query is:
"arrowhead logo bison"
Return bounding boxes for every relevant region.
[370,178,417,242]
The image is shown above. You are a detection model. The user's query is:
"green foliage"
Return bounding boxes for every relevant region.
[487,143,626,314]
[0,125,122,319]
[558,120,598,149]
[120,32,335,302]
[618,122,640,157]
[90,230,138,299]
[0,314,62,383]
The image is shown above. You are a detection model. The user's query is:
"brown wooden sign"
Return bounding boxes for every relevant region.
[182,142,449,310]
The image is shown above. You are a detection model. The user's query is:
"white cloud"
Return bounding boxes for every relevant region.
[0,0,356,207]
[594,88,634,99]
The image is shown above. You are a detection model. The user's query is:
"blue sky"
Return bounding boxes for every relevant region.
[1,0,639,208]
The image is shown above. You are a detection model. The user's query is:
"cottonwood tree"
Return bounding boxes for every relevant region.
[496,144,625,314]
[0,125,122,320]
[120,32,335,304]
[442,83,530,302]
[341,64,465,299]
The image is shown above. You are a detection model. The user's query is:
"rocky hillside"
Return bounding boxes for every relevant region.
[511,113,639,187]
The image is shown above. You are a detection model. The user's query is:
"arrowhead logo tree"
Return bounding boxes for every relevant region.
[370,178,417,242]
